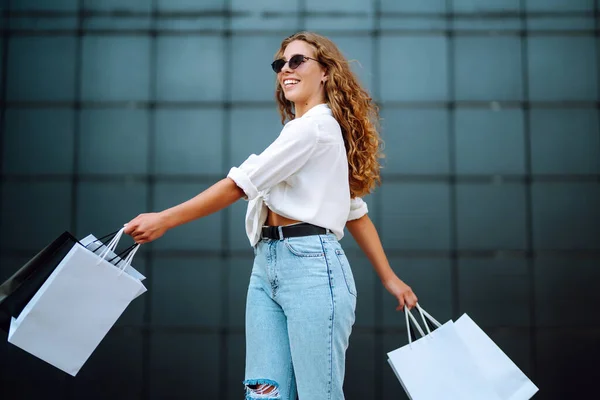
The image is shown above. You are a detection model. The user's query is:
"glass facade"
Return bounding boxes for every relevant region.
[0,1,598,398]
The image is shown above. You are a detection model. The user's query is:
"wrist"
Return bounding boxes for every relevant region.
[159,209,177,230]
[380,270,398,285]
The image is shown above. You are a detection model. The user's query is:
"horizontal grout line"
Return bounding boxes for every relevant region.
[2,249,600,259]
[378,11,598,19]
[1,101,599,109]
[1,174,598,183]
[380,175,600,183]
[102,325,600,335]
[1,29,599,37]
[2,10,597,19]
[369,325,600,335]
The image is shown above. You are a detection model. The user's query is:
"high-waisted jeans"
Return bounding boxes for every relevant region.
[244,233,357,400]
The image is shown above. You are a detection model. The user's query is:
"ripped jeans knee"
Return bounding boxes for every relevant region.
[244,379,281,399]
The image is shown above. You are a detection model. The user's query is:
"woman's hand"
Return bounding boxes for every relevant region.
[383,275,418,311]
[123,212,169,244]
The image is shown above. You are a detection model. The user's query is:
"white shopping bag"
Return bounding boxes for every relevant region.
[454,314,539,400]
[387,306,503,400]
[7,228,146,376]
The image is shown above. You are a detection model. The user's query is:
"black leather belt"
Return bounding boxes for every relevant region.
[261,223,328,240]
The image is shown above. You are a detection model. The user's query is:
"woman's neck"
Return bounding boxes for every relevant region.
[294,96,326,118]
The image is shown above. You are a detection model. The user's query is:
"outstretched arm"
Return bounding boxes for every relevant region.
[124,178,245,244]
[346,214,418,310]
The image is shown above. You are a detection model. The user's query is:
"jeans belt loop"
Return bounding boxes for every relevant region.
[278,226,284,241]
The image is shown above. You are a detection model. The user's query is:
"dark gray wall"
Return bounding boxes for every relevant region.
[0,1,598,399]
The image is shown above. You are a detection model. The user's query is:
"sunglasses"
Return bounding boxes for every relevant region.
[271,54,323,73]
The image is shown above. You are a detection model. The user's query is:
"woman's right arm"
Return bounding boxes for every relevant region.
[124,177,245,244]
[125,118,319,244]
[160,177,245,228]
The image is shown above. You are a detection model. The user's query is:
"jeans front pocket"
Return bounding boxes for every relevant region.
[335,249,357,297]
[284,236,325,258]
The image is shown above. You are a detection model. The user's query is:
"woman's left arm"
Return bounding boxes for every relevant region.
[346,214,418,311]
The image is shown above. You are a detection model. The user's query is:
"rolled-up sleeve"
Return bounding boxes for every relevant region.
[347,197,368,221]
[227,119,320,201]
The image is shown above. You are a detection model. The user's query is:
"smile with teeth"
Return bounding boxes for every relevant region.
[283,79,300,88]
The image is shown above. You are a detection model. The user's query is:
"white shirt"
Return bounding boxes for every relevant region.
[227,103,368,247]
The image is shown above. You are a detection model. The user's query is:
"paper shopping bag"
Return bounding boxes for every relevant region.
[454,314,539,400]
[0,230,132,332]
[7,228,146,376]
[387,306,502,400]
[0,232,79,333]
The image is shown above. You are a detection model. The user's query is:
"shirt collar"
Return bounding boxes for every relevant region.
[300,103,332,118]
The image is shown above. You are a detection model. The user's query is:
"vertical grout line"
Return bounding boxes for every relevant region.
[65,1,84,398]
[446,0,460,321]
[595,0,600,175]
[519,0,538,383]
[70,1,83,242]
[372,1,383,398]
[298,0,305,31]
[141,2,158,398]
[221,1,233,397]
[0,0,10,245]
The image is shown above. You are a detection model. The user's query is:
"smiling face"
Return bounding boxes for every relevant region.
[276,40,327,113]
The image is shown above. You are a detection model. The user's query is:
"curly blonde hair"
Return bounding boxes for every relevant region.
[274,31,383,198]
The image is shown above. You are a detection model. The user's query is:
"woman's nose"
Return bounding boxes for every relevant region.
[280,61,293,74]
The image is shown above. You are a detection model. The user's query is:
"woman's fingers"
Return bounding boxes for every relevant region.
[123,215,164,245]
[406,292,418,310]
[400,291,418,311]
[124,224,145,243]
[123,219,139,236]
[124,216,148,238]
[132,231,148,243]
[396,297,405,311]
[385,275,419,312]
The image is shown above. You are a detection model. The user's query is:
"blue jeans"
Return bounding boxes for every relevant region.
[244,233,357,400]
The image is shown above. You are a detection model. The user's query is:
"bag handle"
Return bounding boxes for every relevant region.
[84,230,120,257]
[90,230,120,247]
[404,303,443,346]
[118,243,140,275]
[405,306,424,346]
[98,227,125,260]
[82,230,137,265]
[94,228,142,274]
[107,243,138,265]
[416,304,442,330]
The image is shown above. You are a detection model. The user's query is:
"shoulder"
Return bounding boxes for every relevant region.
[308,114,342,144]
[281,115,321,142]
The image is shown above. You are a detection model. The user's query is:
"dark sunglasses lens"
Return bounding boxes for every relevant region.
[271,59,285,73]
[289,54,305,69]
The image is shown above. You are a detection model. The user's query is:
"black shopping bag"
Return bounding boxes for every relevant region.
[0,232,79,332]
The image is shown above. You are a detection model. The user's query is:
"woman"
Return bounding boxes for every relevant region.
[124,31,418,400]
